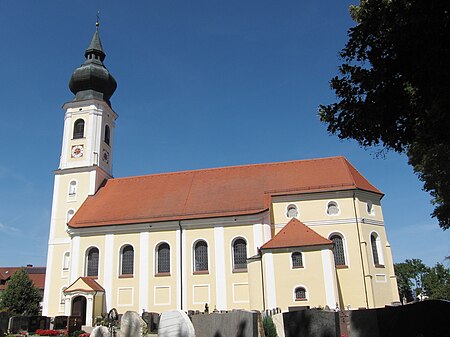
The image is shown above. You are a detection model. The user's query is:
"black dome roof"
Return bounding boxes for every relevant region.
[69,26,117,106]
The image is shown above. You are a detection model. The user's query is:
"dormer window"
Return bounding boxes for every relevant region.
[286,204,299,218]
[73,119,85,139]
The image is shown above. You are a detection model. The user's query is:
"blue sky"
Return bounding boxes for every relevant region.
[0,0,447,267]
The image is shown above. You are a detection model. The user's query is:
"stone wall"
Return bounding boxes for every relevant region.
[282,309,340,337]
[348,300,450,337]
[191,310,261,337]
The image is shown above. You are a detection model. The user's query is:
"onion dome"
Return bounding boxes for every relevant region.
[69,23,117,107]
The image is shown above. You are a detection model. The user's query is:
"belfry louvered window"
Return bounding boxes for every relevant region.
[330,235,346,266]
[157,243,170,273]
[233,238,247,271]
[194,240,208,272]
[292,252,303,268]
[121,245,134,275]
[73,119,85,139]
[86,247,99,277]
[104,125,110,145]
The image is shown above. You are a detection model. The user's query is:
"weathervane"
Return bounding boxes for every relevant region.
[96,11,100,28]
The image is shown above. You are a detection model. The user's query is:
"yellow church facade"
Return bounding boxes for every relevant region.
[42,27,399,326]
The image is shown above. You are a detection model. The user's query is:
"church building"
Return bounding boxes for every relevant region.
[43,26,400,326]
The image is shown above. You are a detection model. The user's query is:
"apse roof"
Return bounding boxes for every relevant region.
[69,156,382,228]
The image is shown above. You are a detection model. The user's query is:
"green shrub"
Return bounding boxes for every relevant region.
[263,315,277,337]
[71,330,85,337]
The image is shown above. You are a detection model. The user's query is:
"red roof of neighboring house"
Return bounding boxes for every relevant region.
[261,218,332,249]
[0,266,46,290]
[69,156,381,228]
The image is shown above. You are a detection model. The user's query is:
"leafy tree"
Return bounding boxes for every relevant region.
[422,263,450,300]
[395,258,450,301]
[394,259,428,302]
[319,0,450,229]
[394,262,414,302]
[0,268,41,315]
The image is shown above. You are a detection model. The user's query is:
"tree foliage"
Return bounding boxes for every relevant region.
[319,0,450,229]
[394,259,450,301]
[0,268,41,315]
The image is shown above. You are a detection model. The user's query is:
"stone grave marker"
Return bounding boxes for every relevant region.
[158,310,195,337]
[67,316,82,334]
[8,316,29,334]
[91,325,110,337]
[53,316,68,330]
[0,312,9,337]
[142,311,160,333]
[120,311,143,337]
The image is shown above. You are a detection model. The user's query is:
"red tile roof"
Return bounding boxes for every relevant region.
[69,156,382,228]
[0,267,46,290]
[64,277,105,293]
[261,218,332,249]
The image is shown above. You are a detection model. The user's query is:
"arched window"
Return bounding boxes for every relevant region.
[371,233,383,266]
[327,201,339,215]
[63,252,70,270]
[291,252,303,268]
[86,247,99,277]
[194,240,208,272]
[286,204,299,218]
[104,125,110,145]
[69,180,77,196]
[120,245,134,275]
[66,209,75,223]
[330,234,346,266]
[157,243,171,274]
[232,238,247,271]
[295,287,307,301]
[73,119,85,139]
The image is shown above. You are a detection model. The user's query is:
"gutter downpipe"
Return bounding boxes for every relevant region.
[353,191,370,309]
[178,221,183,311]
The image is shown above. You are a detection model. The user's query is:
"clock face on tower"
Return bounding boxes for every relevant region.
[71,145,84,158]
[102,149,110,164]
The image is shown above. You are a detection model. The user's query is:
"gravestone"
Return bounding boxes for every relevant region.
[54,316,68,330]
[142,311,160,333]
[91,325,111,337]
[158,310,195,337]
[8,316,29,334]
[67,316,82,334]
[28,316,50,333]
[0,312,9,337]
[120,311,144,337]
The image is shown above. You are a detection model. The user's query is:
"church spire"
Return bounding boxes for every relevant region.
[68,20,117,107]
[84,17,106,62]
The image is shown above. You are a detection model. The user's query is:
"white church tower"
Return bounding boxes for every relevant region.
[43,22,117,320]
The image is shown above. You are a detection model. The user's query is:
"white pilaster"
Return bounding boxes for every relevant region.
[264,253,277,309]
[252,223,263,255]
[70,236,81,282]
[139,231,149,311]
[321,249,338,308]
[214,226,227,310]
[42,244,54,316]
[176,229,181,310]
[104,234,114,310]
[181,228,187,310]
